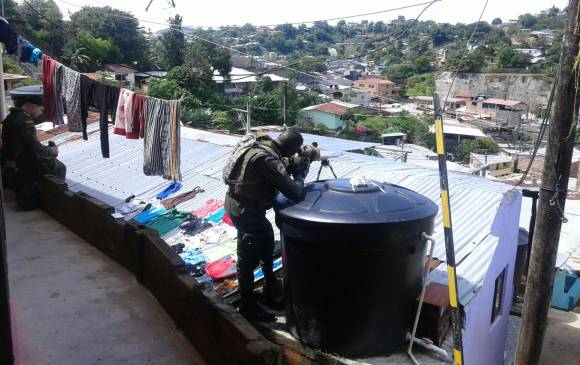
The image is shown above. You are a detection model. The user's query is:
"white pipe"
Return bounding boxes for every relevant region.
[406,233,436,365]
[407,333,450,360]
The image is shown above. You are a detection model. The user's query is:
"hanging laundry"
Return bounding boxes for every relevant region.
[80,75,120,158]
[206,255,237,281]
[206,208,225,223]
[161,186,204,209]
[114,88,135,137]
[17,39,42,66]
[53,63,66,127]
[143,97,181,181]
[191,199,224,219]
[180,218,212,236]
[41,55,58,125]
[61,66,82,132]
[30,48,42,65]
[0,17,18,54]
[145,208,193,237]
[134,206,165,224]
[132,93,147,139]
[156,181,182,200]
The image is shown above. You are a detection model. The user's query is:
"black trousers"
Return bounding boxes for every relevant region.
[224,193,275,304]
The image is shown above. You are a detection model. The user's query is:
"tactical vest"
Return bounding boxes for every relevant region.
[223,135,282,202]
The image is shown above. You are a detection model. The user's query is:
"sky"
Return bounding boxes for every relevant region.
[48,0,570,31]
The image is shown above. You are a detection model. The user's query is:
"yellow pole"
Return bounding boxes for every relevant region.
[433,93,464,365]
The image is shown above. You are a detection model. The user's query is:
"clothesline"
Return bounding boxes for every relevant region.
[1,17,182,181]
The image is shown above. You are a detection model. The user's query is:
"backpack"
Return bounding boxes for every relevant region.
[222,134,278,186]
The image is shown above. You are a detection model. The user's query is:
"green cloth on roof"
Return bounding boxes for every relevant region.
[145,208,194,237]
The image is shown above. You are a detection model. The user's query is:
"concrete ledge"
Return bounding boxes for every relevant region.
[37,175,282,365]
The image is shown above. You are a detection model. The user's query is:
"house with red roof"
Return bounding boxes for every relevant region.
[298,101,358,130]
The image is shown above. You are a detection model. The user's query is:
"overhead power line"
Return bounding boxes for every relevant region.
[39,0,439,110]
[54,0,439,30]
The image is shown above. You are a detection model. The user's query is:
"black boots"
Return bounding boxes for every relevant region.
[238,300,276,322]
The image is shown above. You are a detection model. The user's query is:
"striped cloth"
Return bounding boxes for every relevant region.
[143,98,181,181]
[61,66,82,132]
[53,63,65,127]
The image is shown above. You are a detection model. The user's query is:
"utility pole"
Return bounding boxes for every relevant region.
[283,82,287,126]
[515,1,580,364]
[246,101,251,135]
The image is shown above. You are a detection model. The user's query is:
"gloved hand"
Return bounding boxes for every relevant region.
[285,144,321,179]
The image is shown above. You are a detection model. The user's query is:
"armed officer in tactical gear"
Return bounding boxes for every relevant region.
[1,85,66,209]
[224,128,309,322]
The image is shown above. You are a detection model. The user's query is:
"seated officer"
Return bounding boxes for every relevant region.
[1,86,66,209]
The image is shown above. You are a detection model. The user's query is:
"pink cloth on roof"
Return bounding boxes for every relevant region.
[191,199,224,219]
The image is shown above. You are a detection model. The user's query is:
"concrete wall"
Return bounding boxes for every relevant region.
[37,175,281,365]
[435,72,554,110]
[299,110,343,129]
[462,192,521,365]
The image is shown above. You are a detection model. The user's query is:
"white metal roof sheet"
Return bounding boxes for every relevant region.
[51,127,521,306]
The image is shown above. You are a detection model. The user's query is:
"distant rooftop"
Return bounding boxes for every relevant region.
[355,78,396,85]
[482,98,525,107]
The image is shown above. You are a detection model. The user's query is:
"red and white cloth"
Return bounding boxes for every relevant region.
[114,88,134,137]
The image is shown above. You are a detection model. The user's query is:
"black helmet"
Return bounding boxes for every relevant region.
[10,85,43,107]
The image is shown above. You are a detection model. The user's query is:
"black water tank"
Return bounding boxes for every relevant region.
[273,178,438,357]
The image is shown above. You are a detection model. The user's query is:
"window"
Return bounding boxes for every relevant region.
[491,267,506,323]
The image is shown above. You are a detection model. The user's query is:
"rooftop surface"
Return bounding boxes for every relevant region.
[482,98,525,107]
[49,125,520,306]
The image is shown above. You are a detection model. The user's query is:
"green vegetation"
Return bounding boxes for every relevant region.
[405,73,435,97]
[455,138,500,162]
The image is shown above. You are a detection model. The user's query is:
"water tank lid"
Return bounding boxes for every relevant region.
[274,178,438,225]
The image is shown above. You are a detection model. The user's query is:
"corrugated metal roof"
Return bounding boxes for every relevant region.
[482,98,524,107]
[51,127,520,306]
[268,132,377,152]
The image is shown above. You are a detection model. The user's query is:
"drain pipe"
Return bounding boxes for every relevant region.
[406,233,444,365]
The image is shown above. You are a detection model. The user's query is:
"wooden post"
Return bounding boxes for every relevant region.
[515,1,580,364]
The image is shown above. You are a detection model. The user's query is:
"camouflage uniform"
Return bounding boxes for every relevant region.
[224,136,303,308]
[1,108,66,208]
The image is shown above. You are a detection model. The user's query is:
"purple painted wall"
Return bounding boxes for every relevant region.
[463,192,522,365]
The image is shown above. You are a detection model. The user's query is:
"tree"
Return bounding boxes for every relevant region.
[432,30,448,46]
[182,39,232,100]
[212,111,233,130]
[61,47,91,71]
[62,33,122,71]
[497,47,516,67]
[16,0,65,56]
[160,15,185,69]
[455,138,499,162]
[492,18,503,26]
[69,6,148,66]
[519,13,537,28]
[256,76,274,93]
